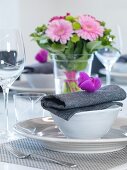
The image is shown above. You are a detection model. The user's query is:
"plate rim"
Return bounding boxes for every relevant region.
[10,81,55,92]
[99,68,127,77]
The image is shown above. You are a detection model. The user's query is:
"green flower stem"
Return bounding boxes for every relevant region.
[63,80,80,93]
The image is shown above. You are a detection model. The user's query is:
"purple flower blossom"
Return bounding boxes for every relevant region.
[78,72,102,92]
[35,49,48,63]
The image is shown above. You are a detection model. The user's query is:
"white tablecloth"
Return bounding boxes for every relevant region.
[0,162,41,170]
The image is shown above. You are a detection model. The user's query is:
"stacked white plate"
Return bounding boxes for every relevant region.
[14,117,127,154]
[10,81,54,94]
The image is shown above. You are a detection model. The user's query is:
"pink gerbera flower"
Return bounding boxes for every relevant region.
[49,16,64,22]
[76,15,104,41]
[49,13,71,22]
[46,19,73,44]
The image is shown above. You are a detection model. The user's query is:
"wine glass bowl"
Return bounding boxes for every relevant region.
[96,48,120,69]
[0,30,25,88]
[95,48,120,85]
[0,51,24,87]
[0,29,25,138]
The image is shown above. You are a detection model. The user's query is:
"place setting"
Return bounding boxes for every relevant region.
[12,75,127,152]
[3,78,127,170]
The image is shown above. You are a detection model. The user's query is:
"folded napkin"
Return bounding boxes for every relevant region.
[41,85,126,120]
[23,62,53,74]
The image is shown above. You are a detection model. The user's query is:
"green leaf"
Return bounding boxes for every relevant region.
[100,21,106,27]
[110,35,115,40]
[71,34,80,43]
[32,36,41,41]
[86,41,102,52]
[75,58,88,71]
[72,22,81,30]
[82,42,89,58]
[37,35,48,43]
[51,43,66,52]
[64,41,75,59]
[36,41,49,49]
[74,39,83,56]
[65,15,75,22]
[66,55,89,71]
[49,52,67,61]
[35,25,47,33]
[30,33,38,38]
[104,29,111,36]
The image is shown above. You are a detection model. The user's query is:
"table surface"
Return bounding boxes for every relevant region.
[0,85,127,170]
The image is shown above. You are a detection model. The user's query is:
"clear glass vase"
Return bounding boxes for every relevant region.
[52,54,94,94]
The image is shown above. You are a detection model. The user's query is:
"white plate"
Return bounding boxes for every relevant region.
[14,117,127,154]
[24,74,55,89]
[100,68,127,77]
[10,81,54,94]
[99,68,127,84]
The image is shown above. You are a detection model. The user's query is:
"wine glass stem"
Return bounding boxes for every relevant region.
[105,66,111,85]
[3,87,9,134]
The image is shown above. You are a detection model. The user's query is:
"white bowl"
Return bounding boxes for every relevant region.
[51,106,121,139]
[25,74,55,89]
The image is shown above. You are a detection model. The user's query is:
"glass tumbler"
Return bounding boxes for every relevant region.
[13,93,46,122]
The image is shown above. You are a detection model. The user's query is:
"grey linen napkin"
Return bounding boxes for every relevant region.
[41,85,126,120]
[24,62,53,74]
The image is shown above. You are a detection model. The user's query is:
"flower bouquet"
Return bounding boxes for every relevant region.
[31,13,116,93]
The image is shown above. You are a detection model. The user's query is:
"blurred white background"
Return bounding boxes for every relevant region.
[0,0,127,64]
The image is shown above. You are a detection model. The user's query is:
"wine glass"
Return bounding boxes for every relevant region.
[0,29,25,139]
[95,48,120,85]
[95,26,122,85]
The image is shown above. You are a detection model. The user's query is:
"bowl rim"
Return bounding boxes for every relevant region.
[74,105,121,116]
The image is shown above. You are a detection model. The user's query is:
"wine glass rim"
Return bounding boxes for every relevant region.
[51,53,94,61]
[0,29,22,36]
[0,28,21,31]
[51,53,93,56]
[13,92,46,97]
